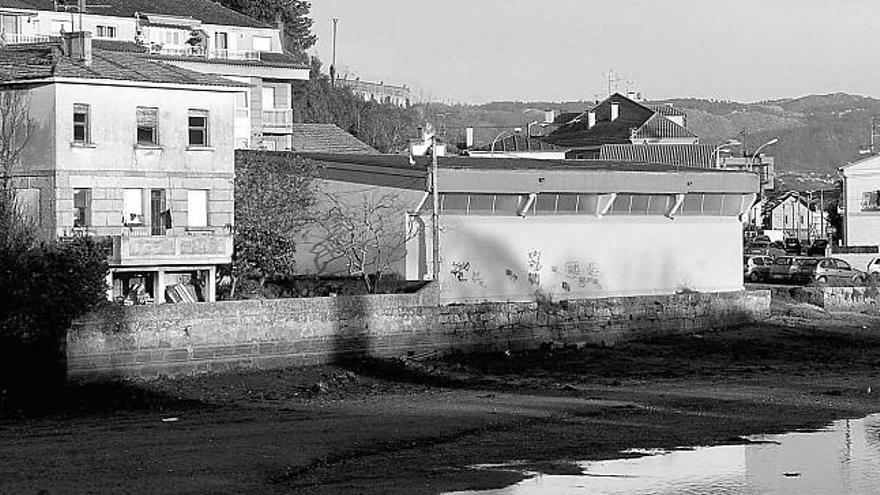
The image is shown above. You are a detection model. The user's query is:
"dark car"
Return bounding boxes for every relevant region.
[784,238,803,255]
[769,256,808,283]
[806,239,829,257]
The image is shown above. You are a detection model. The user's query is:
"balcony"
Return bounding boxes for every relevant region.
[148,44,261,61]
[262,109,293,133]
[0,33,52,44]
[109,233,233,267]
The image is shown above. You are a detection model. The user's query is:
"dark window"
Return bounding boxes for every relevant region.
[137,107,158,146]
[648,195,671,215]
[630,195,650,215]
[441,193,468,213]
[494,195,521,215]
[73,103,89,143]
[722,194,744,216]
[702,194,724,215]
[467,194,494,215]
[188,110,209,147]
[73,188,91,227]
[680,194,704,215]
[577,194,598,215]
[609,194,633,215]
[556,194,578,213]
[534,194,558,215]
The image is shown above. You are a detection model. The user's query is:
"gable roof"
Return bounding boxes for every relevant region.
[544,93,698,148]
[290,124,378,154]
[0,0,269,28]
[645,103,687,117]
[598,144,715,168]
[0,43,244,87]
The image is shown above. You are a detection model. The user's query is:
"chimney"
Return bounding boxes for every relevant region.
[465,127,474,148]
[62,31,92,66]
[610,102,619,121]
[587,110,596,129]
[544,109,556,124]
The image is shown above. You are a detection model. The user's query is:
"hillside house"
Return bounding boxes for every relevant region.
[0,33,242,302]
[290,152,759,303]
[0,0,309,150]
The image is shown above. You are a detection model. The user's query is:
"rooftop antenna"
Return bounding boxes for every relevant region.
[330,18,339,86]
[603,70,625,97]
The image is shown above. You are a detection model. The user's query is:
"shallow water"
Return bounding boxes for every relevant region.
[448,413,880,494]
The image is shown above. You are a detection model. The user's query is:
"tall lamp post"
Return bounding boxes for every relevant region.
[749,137,779,234]
[712,139,741,168]
[490,127,522,157]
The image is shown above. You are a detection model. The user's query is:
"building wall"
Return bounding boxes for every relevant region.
[422,215,744,303]
[842,158,880,246]
[768,197,828,240]
[67,289,770,380]
[43,82,238,237]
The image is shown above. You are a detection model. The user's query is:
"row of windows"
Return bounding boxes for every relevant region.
[435,193,747,217]
[73,105,210,148]
[74,188,209,232]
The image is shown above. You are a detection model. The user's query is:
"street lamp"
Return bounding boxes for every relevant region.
[490,127,522,157]
[749,137,779,235]
[712,139,741,168]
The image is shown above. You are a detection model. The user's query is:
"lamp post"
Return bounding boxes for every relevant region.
[490,127,522,157]
[712,139,741,168]
[749,137,779,234]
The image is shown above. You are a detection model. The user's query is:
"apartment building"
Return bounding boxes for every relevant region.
[0,33,243,302]
[0,0,309,150]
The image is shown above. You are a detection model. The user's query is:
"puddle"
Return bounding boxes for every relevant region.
[447,413,880,494]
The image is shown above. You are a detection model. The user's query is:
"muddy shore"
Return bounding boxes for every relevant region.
[2,305,880,494]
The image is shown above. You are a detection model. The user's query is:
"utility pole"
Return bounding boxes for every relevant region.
[431,136,440,284]
[330,18,339,86]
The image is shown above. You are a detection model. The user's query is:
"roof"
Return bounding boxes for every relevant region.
[645,103,687,117]
[0,0,270,28]
[471,134,567,153]
[290,124,379,154]
[544,93,699,148]
[598,144,716,168]
[91,39,309,70]
[630,113,699,141]
[0,43,245,87]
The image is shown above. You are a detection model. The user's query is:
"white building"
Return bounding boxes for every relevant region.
[764,191,829,241]
[840,154,880,246]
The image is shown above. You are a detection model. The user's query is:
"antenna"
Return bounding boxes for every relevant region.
[603,70,627,97]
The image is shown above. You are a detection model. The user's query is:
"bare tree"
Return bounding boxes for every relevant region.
[0,90,35,188]
[312,190,419,293]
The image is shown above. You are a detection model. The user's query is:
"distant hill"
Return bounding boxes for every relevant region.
[420,93,880,173]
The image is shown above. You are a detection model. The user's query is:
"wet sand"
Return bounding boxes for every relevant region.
[2,305,880,494]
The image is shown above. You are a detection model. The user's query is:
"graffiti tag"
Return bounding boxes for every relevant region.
[450,261,471,282]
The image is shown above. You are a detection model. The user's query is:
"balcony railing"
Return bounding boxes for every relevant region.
[0,33,52,44]
[109,233,233,267]
[148,44,261,61]
[262,109,294,133]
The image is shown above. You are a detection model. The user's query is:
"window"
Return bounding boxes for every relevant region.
[73,103,90,143]
[14,188,40,224]
[95,25,117,38]
[136,107,159,146]
[253,35,272,52]
[187,190,208,227]
[73,188,91,227]
[861,191,880,211]
[261,87,276,110]
[188,109,209,147]
[123,189,143,224]
[1,15,19,35]
[214,32,228,50]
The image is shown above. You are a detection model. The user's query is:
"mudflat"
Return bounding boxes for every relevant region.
[2,308,880,494]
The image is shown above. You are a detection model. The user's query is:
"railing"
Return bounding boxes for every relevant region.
[262,109,294,133]
[109,233,233,267]
[0,33,52,44]
[148,44,261,61]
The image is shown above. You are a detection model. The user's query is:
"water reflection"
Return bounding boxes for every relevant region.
[448,413,880,495]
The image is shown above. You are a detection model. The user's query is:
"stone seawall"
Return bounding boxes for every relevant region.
[68,289,771,380]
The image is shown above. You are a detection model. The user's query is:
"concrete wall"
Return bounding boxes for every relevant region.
[428,215,744,303]
[67,289,770,380]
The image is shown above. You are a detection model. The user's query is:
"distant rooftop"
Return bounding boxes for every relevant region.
[290,124,378,155]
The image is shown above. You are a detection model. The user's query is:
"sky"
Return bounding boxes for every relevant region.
[309,0,880,104]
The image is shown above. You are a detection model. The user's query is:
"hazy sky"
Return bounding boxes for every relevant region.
[309,0,880,104]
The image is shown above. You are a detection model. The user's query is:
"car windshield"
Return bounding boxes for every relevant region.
[800,259,819,266]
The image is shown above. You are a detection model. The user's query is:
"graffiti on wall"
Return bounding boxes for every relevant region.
[450,261,471,282]
[527,249,543,286]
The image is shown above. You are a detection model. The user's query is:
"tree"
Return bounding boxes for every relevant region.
[0,89,35,185]
[231,151,317,294]
[310,189,418,293]
[215,0,316,59]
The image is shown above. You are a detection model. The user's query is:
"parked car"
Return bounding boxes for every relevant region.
[784,238,803,255]
[795,257,866,286]
[743,255,773,282]
[806,239,829,257]
[768,256,808,283]
[753,235,772,244]
[868,258,880,281]
[745,241,786,258]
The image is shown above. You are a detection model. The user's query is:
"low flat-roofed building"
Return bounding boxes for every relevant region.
[295,153,759,303]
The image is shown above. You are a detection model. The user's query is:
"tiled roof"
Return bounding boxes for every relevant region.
[0,0,269,28]
[471,134,567,152]
[291,124,378,154]
[0,44,245,87]
[630,113,699,141]
[91,39,309,69]
[598,144,716,169]
[645,104,687,117]
[544,93,656,147]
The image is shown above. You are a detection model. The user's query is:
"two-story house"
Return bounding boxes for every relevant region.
[0,32,243,302]
[0,0,309,150]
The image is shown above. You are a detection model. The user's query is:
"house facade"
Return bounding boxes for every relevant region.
[297,153,759,303]
[0,0,309,150]
[1,34,242,303]
[840,154,880,246]
[764,191,829,241]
